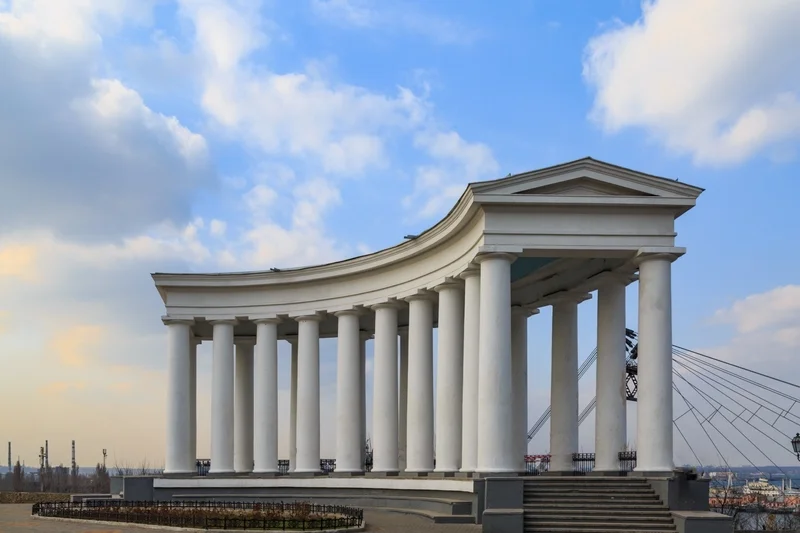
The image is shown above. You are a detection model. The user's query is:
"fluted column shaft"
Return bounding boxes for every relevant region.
[398,327,409,471]
[254,319,280,473]
[511,307,531,472]
[459,269,480,472]
[476,253,516,473]
[406,294,435,473]
[435,282,465,472]
[335,311,362,472]
[210,320,236,474]
[164,319,194,474]
[550,299,580,472]
[595,280,628,472]
[296,316,322,473]
[635,255,674,473]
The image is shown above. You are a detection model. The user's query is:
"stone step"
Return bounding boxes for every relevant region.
[524,492,659,500]
[525,487,656,494]
[524,504,668,513]
[525,483,652,489]
[525,509,672,519]
[524,525,677,533]
[524,477,648,482]
[525,511,673,525]
[524,498,665,507]
[524,521,676,532]
[367,507,475,524]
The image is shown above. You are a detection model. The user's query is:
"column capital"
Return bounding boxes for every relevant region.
[294,313,325,323]
[511,305,540,318]
[368,299,404,311]
[208,318,239,326]
[333,308,364,317]
[433,278,464,293]
[252,317,282,325]
[474,252,517,265]
[458,266,480,280]
[633,247,685,266]
[162,316,194,326]
[403,289,437,303]
[587,270,638,289]
[534,290,592,309]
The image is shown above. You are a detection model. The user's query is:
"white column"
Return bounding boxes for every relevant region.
[254,319,280,474]
[372,303,400,473]
[398,327,409,472]
[405,293,435,473]
[635,254,675,473]
[209,319,237,474]
[359,332,368,468]
[434,281,465,473]
[459,268,480,473]
[335,310,362,473]
[475,254,516,473]
[234,340,255,473]
[288,338,298,472]
[511,306,534,472]
[295,315,322,473]
[164,318,194,474]
[189,337,199,470]
[595,277,628,472]
[550,297,582,473]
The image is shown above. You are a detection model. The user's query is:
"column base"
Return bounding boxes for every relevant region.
[473,472,520,479]
[330,471,365,477]
[429,471,457,478]
[250,471,280,478]
[161,471,195,478]
[588,470,627,477]
[207,471,235,477]
[366,471,400,477]
[290,471,325,477]
[400,471,430,477]
[630,469,675,478]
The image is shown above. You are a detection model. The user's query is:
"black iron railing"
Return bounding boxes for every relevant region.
[32,501,363,530]
[196,454,373,477]
[523,452,637,475]
[618,450,637,472]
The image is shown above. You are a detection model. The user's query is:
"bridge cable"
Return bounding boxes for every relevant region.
[673,369,791,478]
[672,357,795,440]
[672,379,729,470]
[673,352,800,428]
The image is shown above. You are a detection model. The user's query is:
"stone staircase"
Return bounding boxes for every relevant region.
[524,477,676,532]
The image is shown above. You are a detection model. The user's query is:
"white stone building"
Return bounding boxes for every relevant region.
[152,157,702,479]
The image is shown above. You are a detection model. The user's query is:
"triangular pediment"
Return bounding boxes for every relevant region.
[470,158,703,199]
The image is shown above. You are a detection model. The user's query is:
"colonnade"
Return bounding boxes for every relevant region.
[163,252,675,476]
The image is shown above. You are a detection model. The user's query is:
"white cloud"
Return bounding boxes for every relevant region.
[311,0,481,45]
[713,284,800,335]
[0,0,214,241]
[583,0,800,165]
[209,219,227,237]
[404,130,499,219]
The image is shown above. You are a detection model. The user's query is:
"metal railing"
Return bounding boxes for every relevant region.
[32,501,363,530]
[524,452,637,475]
[196,453,374,477]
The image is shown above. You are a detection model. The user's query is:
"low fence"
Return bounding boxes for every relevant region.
[32,501,363,531]
[194,451,635,476]
[525,451,637,475]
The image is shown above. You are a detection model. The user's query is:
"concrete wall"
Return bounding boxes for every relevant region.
[649,472,710,511]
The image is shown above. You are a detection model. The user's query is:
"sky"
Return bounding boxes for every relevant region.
[1,0,799,471]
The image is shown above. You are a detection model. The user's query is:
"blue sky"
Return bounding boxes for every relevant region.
[0,0,799,469]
